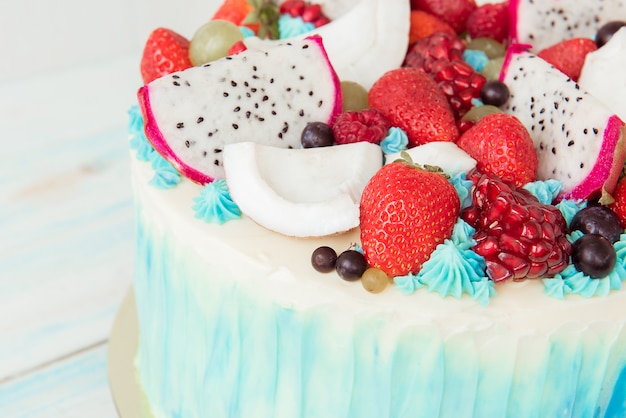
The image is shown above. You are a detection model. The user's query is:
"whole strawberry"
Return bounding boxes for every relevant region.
[140,28,193,84]
[465,2,509,44]
[360,161,460,277]
[537,38,598,81]
[368,67,459,146]
[412,0,477,33]
[456,113,537,187]
[462,171,571,282]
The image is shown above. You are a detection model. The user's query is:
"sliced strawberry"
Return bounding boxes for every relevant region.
[412,0,477,33]
[456,113,537,187]
[408,10,456,45]
[465,2,509,44]
[140,28,193,84]
[368,67,459,146]
[537,38,598,81]
[360,162,460,277]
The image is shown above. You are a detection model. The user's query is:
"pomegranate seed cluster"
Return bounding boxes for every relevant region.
[403,32,486,119]
[461,171,572,282]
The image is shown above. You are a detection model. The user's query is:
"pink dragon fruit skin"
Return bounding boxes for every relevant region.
[138,35,342,185]
[499,46,626,202]
[509,0,626,51]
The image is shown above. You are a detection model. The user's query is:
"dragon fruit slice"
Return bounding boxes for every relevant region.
[499,47,626,201]
[509,0,626,51]
[138,36,342,184]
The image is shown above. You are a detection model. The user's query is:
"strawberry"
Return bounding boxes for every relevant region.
[609,176,626,229]
[140,28,193,84]
[368,67,459,146]
[408,10,456,45]
[412,0,477,33]
[360,161,460,277]
[464,2,509,44]
[537,38,598,81]
[456,113,538,187]
[212,0,258,32]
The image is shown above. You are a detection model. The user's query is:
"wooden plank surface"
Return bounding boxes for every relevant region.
[0,54,141,415]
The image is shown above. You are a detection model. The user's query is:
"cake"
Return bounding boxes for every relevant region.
[130,0,626,416]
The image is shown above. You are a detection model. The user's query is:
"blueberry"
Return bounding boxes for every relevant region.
[301,122,334,148]
[480,80,510,107]
[570,205,623,243]
[596,21,626,48]
[335,250,368,281]
[571,234,616,278]
[311,246,337,273]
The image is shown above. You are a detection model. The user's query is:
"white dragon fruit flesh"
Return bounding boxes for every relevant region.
[499,46,626,202]
[138,36,342,184]
[509,0,626,51]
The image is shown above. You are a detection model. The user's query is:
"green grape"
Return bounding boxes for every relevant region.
[361,268,389,294]
[340,80,369,112]
[189,20,244,66]
[461,105,503,122]
[466,37,506,59]
[480,57,505,81]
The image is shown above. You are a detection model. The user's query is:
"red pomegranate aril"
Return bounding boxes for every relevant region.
[497,253,531,280]
[528,261,549,278]
[520,220,542,240]
[313,16,330,27]
[302,4,322,22]
[528,241,553,262]
[486,196,511,223]
[499,234,527,254]
[487,260,513,282]
[474,235,500,257]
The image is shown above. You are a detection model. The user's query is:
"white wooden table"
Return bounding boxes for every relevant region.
[0,54,143,417]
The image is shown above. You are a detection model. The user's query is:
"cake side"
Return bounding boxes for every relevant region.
[132,156,626,417]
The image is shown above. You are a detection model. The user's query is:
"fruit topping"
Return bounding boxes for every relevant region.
[311,246,338,272]
[336,249,368,281]
[189,20,244,65]
[464,2,509,44]
[361,268,389,293]
[412,0,477,34]
[570,205,623,243]
[301,122,335,148]
[408,10,456,45]
[609,176,626,229]
[479,80,509,107]
[571,234,616,278]
[537,38,597,81]
[369,67,459,146]
[456,113,537,187]
[140,28,193,84]
[403,32,486,119]
[461,171,571,282]
[595,21,626,48]
[340,81,369,112]
[360,159,460,277]
[331,109,391,145]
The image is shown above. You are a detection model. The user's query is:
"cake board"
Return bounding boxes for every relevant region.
[107,288,154,418]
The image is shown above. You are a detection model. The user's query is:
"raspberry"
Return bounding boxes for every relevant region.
[461,171,572,282]
[331,109,391,145]
[403,32,486,119]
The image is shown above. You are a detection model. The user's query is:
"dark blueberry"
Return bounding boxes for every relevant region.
[335,250,368,281]
[570,205,623,243]
[480,80,510,107]
[571,234,616,278]
[311,246,337,273]
[596,21,626,48]
[301,121,335,148]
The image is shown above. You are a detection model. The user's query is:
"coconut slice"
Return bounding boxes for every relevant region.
[385,142,477,176]
[223,142,383,237]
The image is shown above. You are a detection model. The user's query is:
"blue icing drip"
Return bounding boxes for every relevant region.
[381,127,408,156]
[523,179,561,204]
[542,276,568,299]
[557,199,587,226]
[128,105,156,162]
[393,274,424,295]
[278,15,314,39]
[464,49,489,72]
[471,278,495,306]
[149,153,181,189]
[449,173,473,211]
[192,179,242,224]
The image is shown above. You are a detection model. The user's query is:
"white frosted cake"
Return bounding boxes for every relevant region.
[130,0,626,416]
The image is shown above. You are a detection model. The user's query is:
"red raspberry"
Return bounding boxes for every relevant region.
[404,32,486,119]
[461,171,572,282]
[465,2,509,44]
[331,109,391,145]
